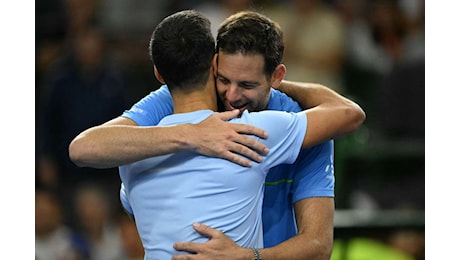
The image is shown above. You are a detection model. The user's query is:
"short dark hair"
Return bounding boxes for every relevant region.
[216,11,284,76]
[149,10,215,91]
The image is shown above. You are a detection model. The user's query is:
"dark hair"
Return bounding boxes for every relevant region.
[149,10,215,91]
[216,11,284,76]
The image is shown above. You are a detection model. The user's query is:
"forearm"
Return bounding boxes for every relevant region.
[282,80,365,148]
[258,235,332,260]
[69,111,269,169]
[258,197,334,260]
[171,197,333,260]
[279,80,366,136]
[278,80,345,109]
[69,124,192,169]
[233,233,331,260]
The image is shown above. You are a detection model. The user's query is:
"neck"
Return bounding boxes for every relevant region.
[171,73,217,114]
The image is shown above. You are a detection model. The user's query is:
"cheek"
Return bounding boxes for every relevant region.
[249,89,270,109]
[215,83,226,98]
[246,89,264,102]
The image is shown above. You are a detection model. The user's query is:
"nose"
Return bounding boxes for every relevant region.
[226,84,242,103]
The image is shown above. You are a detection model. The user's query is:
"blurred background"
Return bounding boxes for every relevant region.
[35,0,424,259]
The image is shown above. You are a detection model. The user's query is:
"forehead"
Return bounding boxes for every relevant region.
[217,51,266,81]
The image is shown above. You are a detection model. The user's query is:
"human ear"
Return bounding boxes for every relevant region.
[154,66,165,84]
[271,64,286,89]
[212,54,218,77]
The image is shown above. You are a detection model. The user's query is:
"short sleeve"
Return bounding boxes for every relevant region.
[121,85,174,126]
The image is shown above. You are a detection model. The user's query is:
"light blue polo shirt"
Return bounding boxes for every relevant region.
[119,109,306,259]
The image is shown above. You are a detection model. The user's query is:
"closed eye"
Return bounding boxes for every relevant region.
[239,82,258,89]
[217,76,230,85]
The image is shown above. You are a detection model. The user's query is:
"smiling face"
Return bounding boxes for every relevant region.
[214,51,273,113]
[214,11,286,112]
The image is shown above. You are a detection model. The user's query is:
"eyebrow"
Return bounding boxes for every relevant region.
[216,72,260,86]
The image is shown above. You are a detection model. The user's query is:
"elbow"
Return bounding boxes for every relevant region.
[315,239,334,260]
[347,102,366,132]
[68,137,90,167]
[355,104,366,128]
[321,240,334,260]
[304,239,333,260]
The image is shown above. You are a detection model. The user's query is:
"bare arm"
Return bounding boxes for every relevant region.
[259,198,334,259]
[278,80,331,109]
[287,82,365,148]
[171,198,334,260]
[69,110,269,169]
[278,80,365,148]
[279,80,351,110]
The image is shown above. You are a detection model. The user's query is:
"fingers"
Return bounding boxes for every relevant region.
[206,143,267,167]
[227,123,269,158]
[234,135,269,155]
[173,223,241,260]
[215,109,240,121]
[222,152,253,167]
[192,222,221,238]
[226,144,264,165]
[215,111,269,139]
[193,112,269,166]
[221,129,270,167]
[171,253,195,260]
[172,223,215,259]
[173,242,201,258]
[230,123,268,140]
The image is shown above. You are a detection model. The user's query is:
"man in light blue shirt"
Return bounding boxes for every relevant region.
[121,11,346,260]
[119,10,363,259]
[120,108,306,258]
[70,9,364,259]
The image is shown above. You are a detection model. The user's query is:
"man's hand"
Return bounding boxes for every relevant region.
[189,110,269,167]
[172,223,252,260]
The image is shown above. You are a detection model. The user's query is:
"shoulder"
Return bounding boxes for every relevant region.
[239,110,306,134]
[122,85,173,126]
[268,89,302,112]
[133,85,172,106]
[147,85,172,99]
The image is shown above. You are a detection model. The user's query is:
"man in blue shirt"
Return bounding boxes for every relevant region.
[70,10,365,260]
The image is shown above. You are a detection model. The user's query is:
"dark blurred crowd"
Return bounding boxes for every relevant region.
[35,0,424,259]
